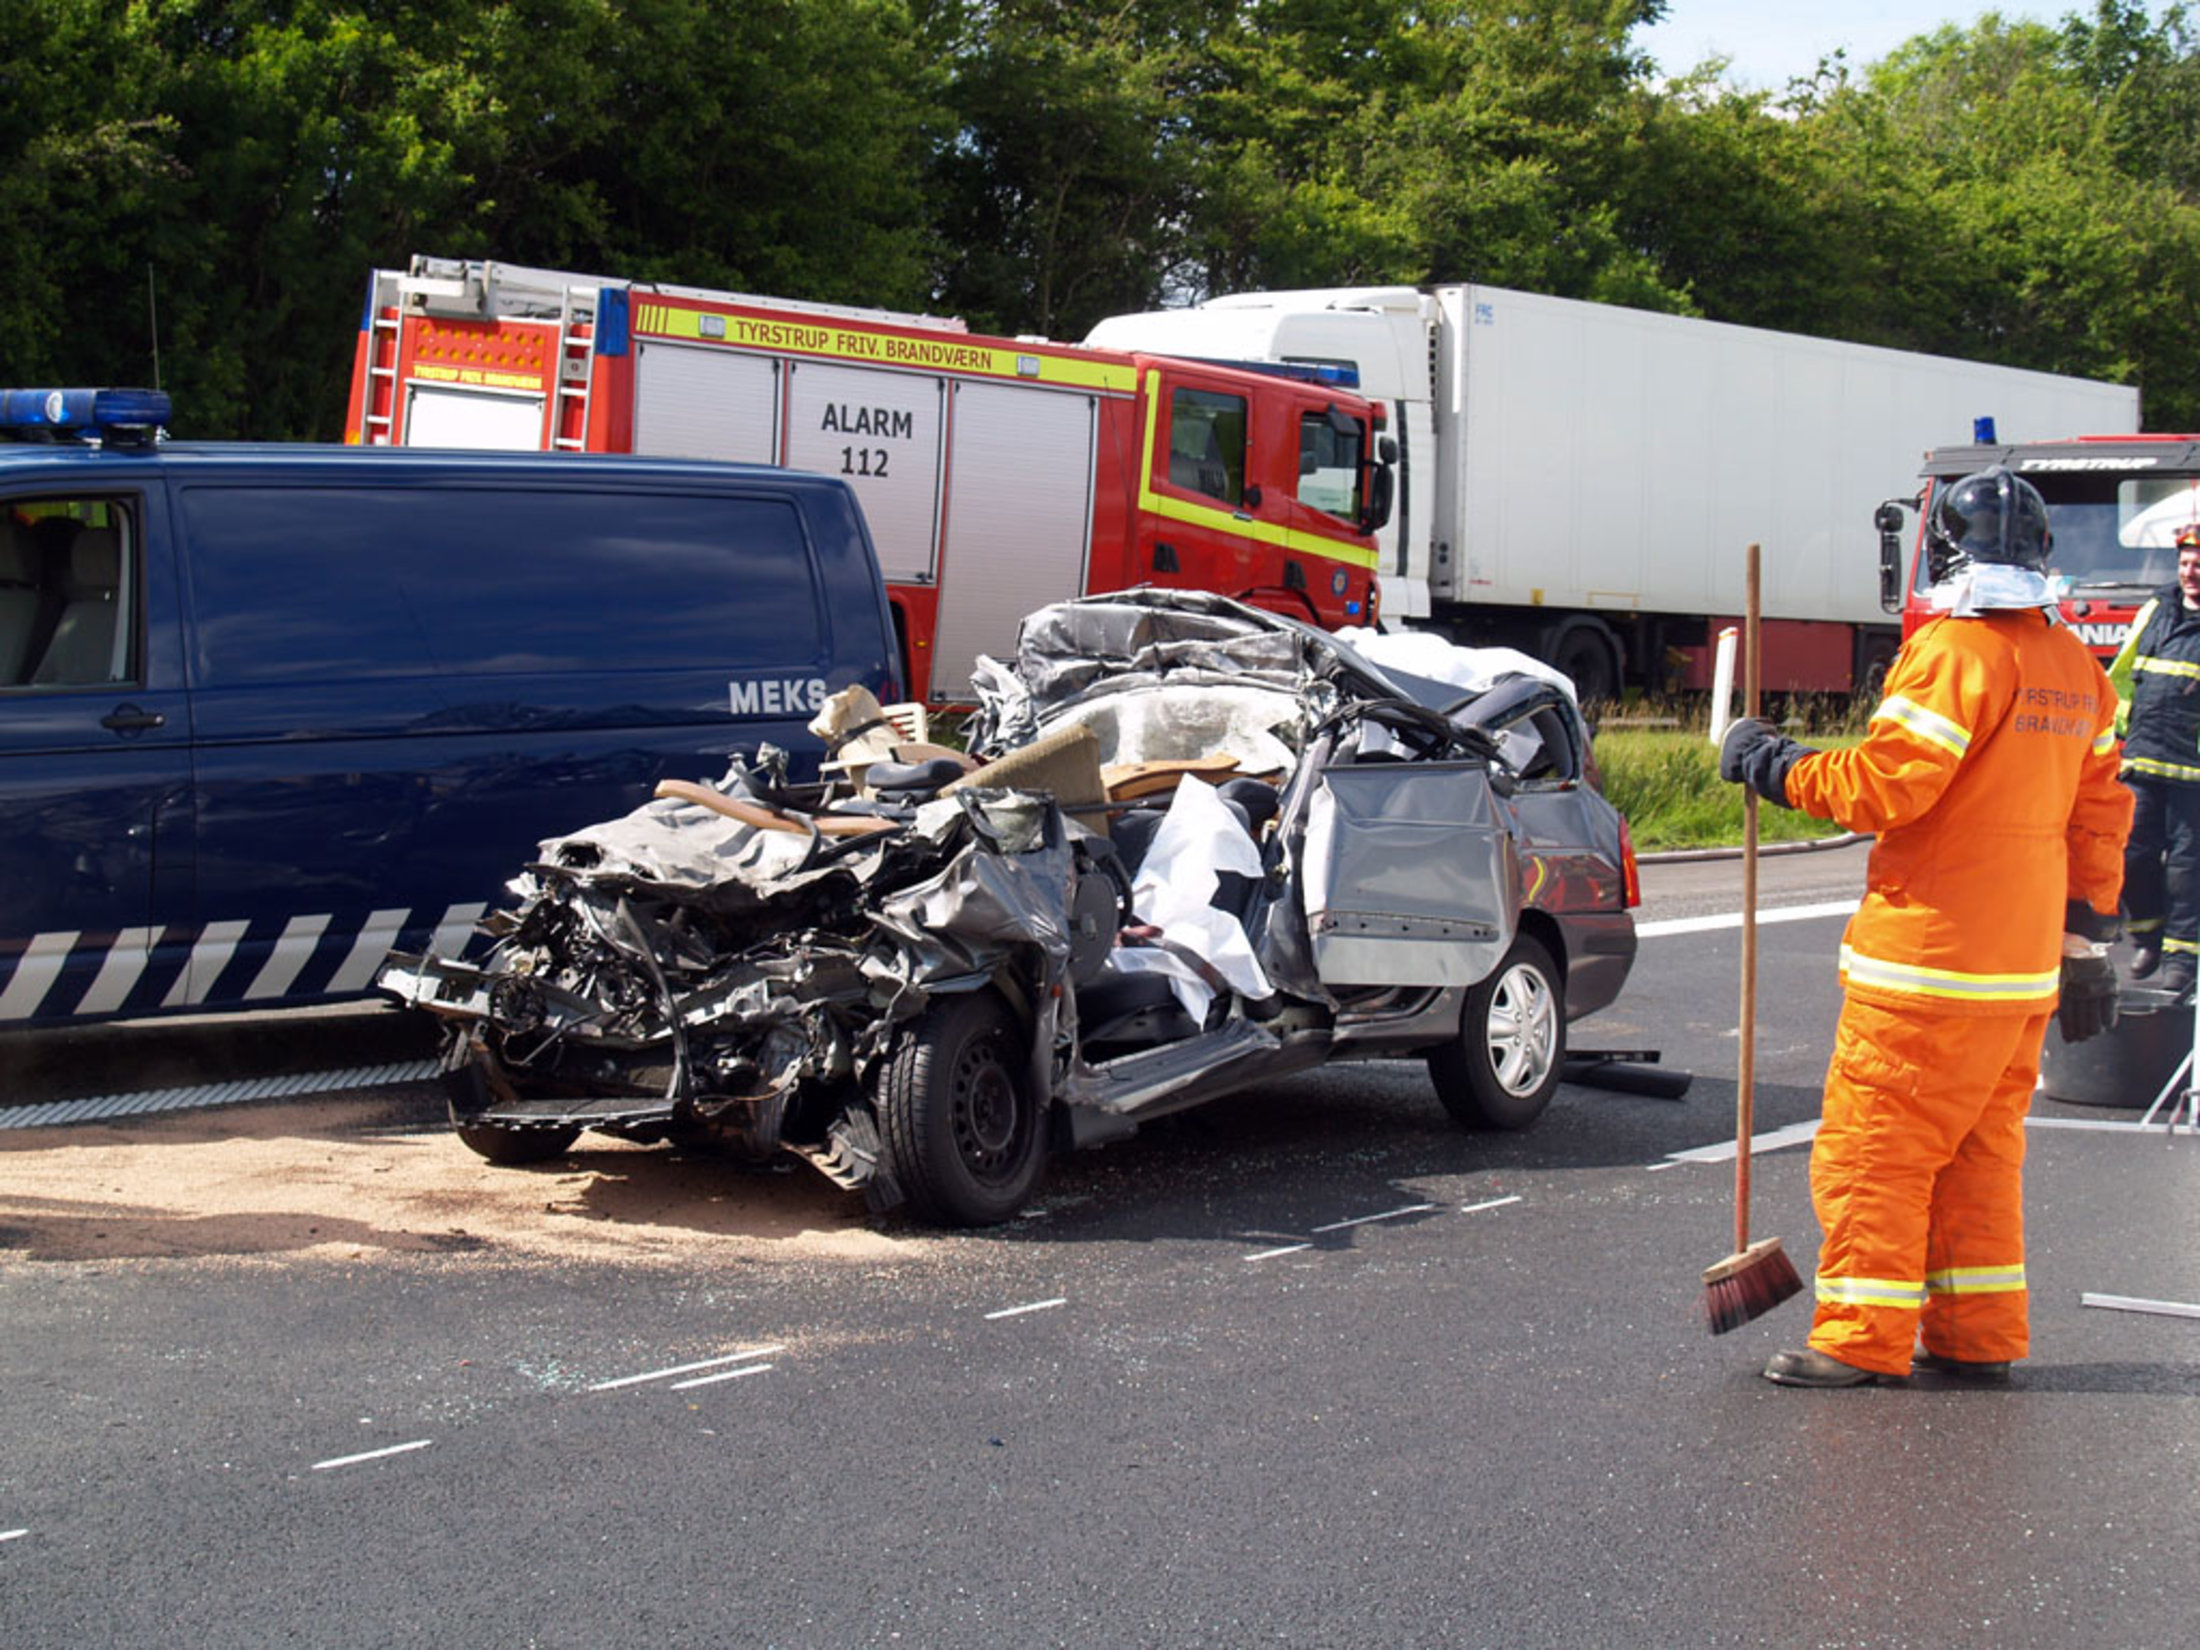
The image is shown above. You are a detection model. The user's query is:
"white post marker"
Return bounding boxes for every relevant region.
[1707,625,1739,746]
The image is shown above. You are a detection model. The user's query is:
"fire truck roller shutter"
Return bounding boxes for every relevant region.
[930,382,1098,700]
[632,340,780,463]
[783,363,946,586]
[401,384,548,450]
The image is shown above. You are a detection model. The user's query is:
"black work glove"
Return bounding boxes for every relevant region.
[1718,717,1812,808]
[2057,947,2120,1044]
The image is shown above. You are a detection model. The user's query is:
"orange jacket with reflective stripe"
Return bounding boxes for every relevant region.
[1785,610,2132,1016]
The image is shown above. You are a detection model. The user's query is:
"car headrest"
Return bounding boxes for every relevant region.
[0,520,35,585]
[70,526,121,590]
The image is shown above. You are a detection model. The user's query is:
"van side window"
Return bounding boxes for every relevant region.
[182,487,827,686]
[0,497,135,689]
[1296,412,1365,522]
[1166,389,1246,505]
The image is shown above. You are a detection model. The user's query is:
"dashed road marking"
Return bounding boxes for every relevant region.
[671,1363,776,1390]
[984,1298,1067,1321]
[589,1346,784,1391]
[0,1529,27,1543]
[1461,1195,1522,1214]
[311,1439,433,1472]
[1312,1203,1437,1233]
[2081,1292,2200,1320]
[1244,1243,1313,1262]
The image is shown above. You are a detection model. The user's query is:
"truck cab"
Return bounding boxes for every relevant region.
[1890,436,2200,664]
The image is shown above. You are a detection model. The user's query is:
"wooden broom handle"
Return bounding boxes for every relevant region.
[1737,543,1761,1252]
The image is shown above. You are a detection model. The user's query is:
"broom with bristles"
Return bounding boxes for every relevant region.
[1704,542,1805,1334]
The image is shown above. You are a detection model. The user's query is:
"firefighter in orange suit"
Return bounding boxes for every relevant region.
[1721,466,2132,1387]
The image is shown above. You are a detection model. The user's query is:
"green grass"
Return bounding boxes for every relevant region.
[1595,719,1863,852]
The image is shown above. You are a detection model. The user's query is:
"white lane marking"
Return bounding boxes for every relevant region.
[0,931,80,1021]
[161,919,249,1008]
[670,1363,776,1390]
[0,1528,27,1543]
[1311,1203,1437,1233]
[244,912,333,1000]
[1244,1243,1313,1262]
[325,907,412,994]
[588,1346,785,1391]
[1660,1120,1823,1166]
[2081,1293,2200,1321]
[1460,1195,1522,1214]
[2027,1117,2181,1134]
[1635,899,1858,939]
[73,926,161,1016]
[311,1438,433,1471]
[1653,1114,2173,1170]
[984,1298,1067,1320]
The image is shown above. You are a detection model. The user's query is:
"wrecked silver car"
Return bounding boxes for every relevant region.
[379,590,1638,1225]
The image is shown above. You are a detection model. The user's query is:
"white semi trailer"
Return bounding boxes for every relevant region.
[1088,285,2141,700]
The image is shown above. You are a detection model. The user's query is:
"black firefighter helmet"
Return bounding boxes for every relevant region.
[1926,464,2053,583]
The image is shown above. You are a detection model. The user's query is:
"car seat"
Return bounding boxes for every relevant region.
[29,526,124,686]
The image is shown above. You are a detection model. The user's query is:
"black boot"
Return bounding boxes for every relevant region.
[1762,1348,1895,1387]
[1912,1348,2012,1383]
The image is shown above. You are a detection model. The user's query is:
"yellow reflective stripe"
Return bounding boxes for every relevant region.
[632,301,1140,394]
[1135,374,1380,570]
[1925,1264,2027,1295]
[2129,916,2164,935]
[2134,655,2200,681]
[2092,727,2118,755]
[2166,937,2200,957]
[1817,1275,1927,1309]
[1872,694,1970,756]
[2124,754,2200,781]
[1839,946,2060,1003]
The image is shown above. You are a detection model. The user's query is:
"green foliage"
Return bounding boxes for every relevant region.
[1595,727,1860,852]
[2,1,2197,438]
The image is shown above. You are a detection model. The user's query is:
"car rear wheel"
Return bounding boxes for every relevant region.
[1429,935,1565,1130]
[874,990,1045,1226]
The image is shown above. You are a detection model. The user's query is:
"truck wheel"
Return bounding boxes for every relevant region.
[1428,935,1565,1130]
[1547,619,1620,707]
[873,991,1044,1226]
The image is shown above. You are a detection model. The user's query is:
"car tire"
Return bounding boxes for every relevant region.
[452,1119,581,1164]
[1429,934,1565,1130]
[874,990,1045,1226]
[445,1063,580,1164]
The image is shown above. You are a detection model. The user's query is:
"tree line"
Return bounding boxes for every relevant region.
[4,0,2196,440]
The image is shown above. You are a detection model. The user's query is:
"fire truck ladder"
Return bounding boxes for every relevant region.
[357,270,404,445]
[551,283,597,452]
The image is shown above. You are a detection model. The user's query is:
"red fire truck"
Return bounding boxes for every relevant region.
[346,257,1394,701]
[1884,430,2200,666]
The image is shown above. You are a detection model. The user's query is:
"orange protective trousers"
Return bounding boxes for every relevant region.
[1807,996,2043,1376]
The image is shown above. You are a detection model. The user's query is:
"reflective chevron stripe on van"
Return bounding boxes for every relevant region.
[0,904,485,1022]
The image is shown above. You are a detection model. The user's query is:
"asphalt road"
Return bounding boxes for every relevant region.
[4,841,2198,1649]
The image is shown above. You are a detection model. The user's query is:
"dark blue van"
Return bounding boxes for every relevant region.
[0,389,900,1024]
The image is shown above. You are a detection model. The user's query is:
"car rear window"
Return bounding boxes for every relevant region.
[181,485,825,686]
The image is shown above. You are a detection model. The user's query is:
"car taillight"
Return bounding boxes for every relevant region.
[1618,815,1642,909]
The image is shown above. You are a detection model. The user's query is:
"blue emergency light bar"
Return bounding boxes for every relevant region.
[0,387,171,443]
[1974,415,1997,444]
[1189,358,1362,390]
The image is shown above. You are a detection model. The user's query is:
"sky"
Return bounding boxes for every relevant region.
[1632,2,2077,91]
